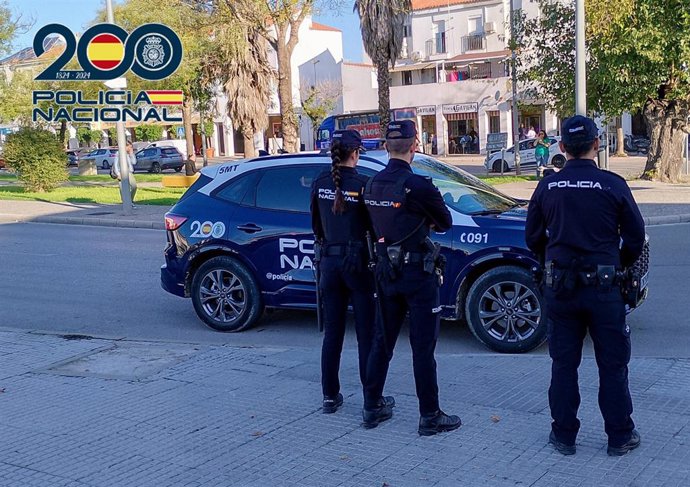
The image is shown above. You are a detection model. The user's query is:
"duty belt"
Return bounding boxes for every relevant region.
[323,245,346,257]
[544,260,621,290]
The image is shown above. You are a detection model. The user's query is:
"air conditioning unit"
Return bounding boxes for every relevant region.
[484,21,496,33]
[411,50,422,61]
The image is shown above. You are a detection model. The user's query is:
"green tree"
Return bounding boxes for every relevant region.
[354,0,411,137]
[300,78,340,145]
[4,127,68,192]
[0,0,32,55]
[224,0,343,153]
[76,127,103,147]
[100,0,215,160]
[519,0,690,182]
[134,124,163,141]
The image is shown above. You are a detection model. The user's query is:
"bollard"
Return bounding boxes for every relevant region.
[500,148,505,176]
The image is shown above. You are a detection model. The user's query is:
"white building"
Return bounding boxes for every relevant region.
[353,0,557,156]
[212,16,346,156]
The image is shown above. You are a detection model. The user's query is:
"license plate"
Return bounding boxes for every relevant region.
[640,271,649,290]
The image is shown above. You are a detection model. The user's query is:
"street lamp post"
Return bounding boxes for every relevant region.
[575,0,586,115]
[105,0,132,215]
[509,0,521,175]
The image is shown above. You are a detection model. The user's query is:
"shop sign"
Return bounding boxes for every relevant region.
[442,103,478,114]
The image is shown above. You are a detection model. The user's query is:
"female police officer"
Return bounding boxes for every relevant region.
[310,130,394,414]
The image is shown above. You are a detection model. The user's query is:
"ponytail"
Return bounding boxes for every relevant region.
[330,139,357,215]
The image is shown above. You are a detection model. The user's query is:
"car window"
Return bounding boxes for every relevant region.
[161,148,178,155]
[410,154,517,213]
[214,171,261,205]
[96,149,106,155]
[519,140,533,151]
[109,149,118,155]
[143,148,156,157]
[255,166,322,213]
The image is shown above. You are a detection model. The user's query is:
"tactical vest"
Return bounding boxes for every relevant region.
[314,170,369,245]
[363,172,428,249]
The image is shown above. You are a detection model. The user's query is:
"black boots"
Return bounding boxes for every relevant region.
[322,393,343,414]
[607,430,641,456]
[362,398,395,429]
[418,410,462,436]
[549,431,576,456]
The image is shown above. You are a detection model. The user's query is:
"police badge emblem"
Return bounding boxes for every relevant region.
[142,36,165,68]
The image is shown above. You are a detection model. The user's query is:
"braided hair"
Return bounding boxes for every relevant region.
[330,138,358,215]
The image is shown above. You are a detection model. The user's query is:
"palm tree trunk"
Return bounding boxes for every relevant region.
[276,41,298,153]
[243,132,256,158]
[376,60,391,138]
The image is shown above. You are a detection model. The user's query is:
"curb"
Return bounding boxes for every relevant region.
[0,213,165,230]
[1,212,689,230]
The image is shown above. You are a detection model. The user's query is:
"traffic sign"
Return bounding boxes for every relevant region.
[486,132,508,152]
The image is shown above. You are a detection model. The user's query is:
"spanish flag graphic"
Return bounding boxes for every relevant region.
[145,90,184,105]
[86,34,125,70]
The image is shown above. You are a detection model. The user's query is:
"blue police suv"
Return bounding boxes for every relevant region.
[162,152,548,353]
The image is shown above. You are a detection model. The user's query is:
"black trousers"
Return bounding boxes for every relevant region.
[364,266,441,416]
[319,256,376,398]
[544,285,635,447]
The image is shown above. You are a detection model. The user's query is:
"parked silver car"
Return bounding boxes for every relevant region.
[134,146,185,173]
[82,148,119,170]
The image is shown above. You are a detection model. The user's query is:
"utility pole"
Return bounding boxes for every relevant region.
[575,0,586,115]
[105,0,132,214]
[200,108,208,167]
[509,0,521,175]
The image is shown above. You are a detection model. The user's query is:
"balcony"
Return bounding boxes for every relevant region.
[425,33,447,57]
[463,34,486,52]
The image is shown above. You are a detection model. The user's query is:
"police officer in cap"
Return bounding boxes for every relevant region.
[526,115,646,456]
[361,120,461,436]
[310,129,395,414]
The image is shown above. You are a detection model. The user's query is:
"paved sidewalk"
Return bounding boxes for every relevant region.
[0,328,688,487]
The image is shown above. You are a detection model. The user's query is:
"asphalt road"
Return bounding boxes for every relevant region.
[0,221,688,357]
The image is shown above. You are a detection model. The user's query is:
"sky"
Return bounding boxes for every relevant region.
[6,0,364,62]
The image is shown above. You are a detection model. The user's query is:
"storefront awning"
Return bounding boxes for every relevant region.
[445,49,511,64]
[390,62,436,72]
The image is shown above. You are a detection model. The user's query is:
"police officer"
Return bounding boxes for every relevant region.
[361,120,461,436]
[310,129,394,414]
[525,115,646,456]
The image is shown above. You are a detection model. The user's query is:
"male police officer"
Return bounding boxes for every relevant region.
[361,120,462,436]
[525,115,646,456]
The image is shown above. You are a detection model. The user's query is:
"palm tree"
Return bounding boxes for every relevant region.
[354,0,412,136]
[202,22,272,159]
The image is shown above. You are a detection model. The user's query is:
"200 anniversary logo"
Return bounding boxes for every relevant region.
[32,22,184,123]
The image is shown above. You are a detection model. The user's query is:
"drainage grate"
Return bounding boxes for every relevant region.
[87,212,115,216]
[59,334,94,341]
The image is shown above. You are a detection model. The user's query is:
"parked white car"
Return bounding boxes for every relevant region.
[485,136,566,173]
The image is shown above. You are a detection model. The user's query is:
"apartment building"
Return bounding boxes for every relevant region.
[364,0,558,156]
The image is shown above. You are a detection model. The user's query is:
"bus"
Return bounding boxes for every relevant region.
[315,111,386,150]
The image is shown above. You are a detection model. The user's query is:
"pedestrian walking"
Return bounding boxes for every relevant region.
[310,129,394,414]
[113,141,137,205]
[533,130,551,177]
[525,115,646,456]
[361,120,461,436]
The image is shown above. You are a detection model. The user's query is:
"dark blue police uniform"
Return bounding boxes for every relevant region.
[361,120,461,435]
[525,116,646,456]
[310,130,377,414]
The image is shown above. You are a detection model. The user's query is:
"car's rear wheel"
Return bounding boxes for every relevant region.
[492,159,509,173]
[465,266,546,353]
[552,155,566,168]
[191,256,263,332]
[101,160,110,169]
[151,162,162,173]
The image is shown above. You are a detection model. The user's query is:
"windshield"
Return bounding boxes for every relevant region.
[410,154,518,214]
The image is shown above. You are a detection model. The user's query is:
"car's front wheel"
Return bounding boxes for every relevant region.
[191,256,263,332]
[151,162,162,173]
[465,266,546,353]
[552,155,566,168]
[492,159,509,173]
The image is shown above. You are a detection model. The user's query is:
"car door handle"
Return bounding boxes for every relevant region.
[237,223,262,233]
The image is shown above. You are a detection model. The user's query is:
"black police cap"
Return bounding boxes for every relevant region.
[561,115,598,145]
[386,120,417,140]
[331,129,363,149]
